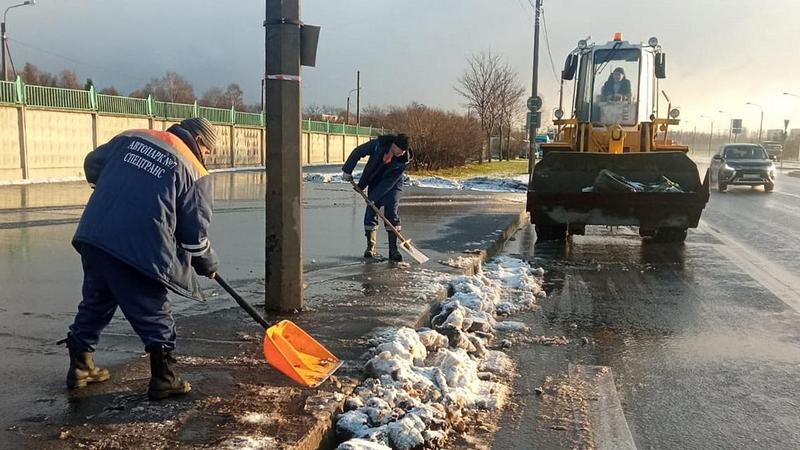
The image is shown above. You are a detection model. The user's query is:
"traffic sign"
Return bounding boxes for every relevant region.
[731,119,742,135]
[526,111,541,129]
[527,96,543,112]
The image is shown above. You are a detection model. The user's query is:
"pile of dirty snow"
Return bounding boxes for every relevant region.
[335,257,545,449]
[460,176,527,193]
[303,171,362,184]
[303,171,528,194]
[407,176,463,190]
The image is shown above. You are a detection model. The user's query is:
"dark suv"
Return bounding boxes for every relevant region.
[710,144,776,192]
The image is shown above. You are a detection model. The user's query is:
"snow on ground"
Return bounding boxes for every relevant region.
[303,171,528,194]
[335,257,545,450]
[0,176,84,186]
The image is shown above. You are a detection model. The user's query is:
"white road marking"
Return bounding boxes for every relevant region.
[699,220,800,313]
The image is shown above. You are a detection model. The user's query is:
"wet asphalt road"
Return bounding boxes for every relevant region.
[496,166,800,449]
[0,170,525,444]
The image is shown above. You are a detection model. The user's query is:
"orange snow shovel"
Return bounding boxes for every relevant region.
[350,180,430,264]
[214,274,342,388]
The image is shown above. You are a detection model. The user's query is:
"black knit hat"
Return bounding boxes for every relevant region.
[612,67,625,76]
[394,134,410,151]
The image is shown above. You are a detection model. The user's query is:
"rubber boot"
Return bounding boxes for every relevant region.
[59,334,110,389]
[363,230,377,258]
[388,232,403,262]
[147,346,191,401]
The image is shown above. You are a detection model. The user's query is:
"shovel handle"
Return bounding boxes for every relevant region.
[349,180,407,242]
[214,274,271,330]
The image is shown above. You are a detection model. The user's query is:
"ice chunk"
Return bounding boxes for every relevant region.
[336,438,392,450]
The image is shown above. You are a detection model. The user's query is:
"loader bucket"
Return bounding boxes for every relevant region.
[263,320,343,388]
[527,151,709,230]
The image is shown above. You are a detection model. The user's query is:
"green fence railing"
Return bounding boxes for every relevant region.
[0,77,386,135]
[199,105,233,124]
[234,111,263,127]
[25,84,94,110]
[97,93,149,116]
[0,80,18,103]
[152,100,195,121]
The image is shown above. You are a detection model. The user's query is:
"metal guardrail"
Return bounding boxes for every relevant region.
[0,77,386,135]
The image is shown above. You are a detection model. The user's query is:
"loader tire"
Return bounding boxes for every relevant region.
[652,227,687,243]
[568,224,586,236]
[535,224,567,242]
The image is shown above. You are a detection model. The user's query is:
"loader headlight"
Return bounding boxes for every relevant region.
[669,108,680,119]
[554,108,565,119]
[578,39,588,50]
[648,37,659,47]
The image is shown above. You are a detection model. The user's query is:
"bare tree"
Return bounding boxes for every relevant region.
[200,86,225,107]
[455,51,506,163]
[495,65,526,160]
[99,86,120,96]
[223,83,244,110]
[59,70,82,90]
[136,72,195,103]
[20,63,57,86]
[303,104,344,121]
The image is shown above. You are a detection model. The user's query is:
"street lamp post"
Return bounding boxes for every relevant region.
[2,0,36,82]
[745,102,764,143]
[345,87,357,124]
[700,115,714,156]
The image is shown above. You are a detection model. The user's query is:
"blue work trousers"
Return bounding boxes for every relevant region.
[69,245,177,353]
[364,189,401,232]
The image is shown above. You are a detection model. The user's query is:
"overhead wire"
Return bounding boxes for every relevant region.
[540,7,560,86]
[8,38,151,84]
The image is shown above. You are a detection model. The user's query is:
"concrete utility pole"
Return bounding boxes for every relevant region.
[264,0,303,311]
[528,0,542,175]
[346,87,357,124]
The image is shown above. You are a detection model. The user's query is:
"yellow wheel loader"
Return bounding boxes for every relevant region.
[528,35,709,243]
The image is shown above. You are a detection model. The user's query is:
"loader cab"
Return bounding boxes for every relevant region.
[573,40,662,128]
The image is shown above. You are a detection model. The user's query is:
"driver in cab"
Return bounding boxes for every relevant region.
[601,67,631,102]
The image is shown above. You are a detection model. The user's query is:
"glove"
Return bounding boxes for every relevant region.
[342,172,354,182]
[191,247,219,278]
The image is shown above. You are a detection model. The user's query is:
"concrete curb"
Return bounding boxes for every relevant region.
[293,208,528,450]
[455,209,528,277]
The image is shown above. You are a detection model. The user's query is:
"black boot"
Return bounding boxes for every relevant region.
[388,232,403,262]
[147,346,191,401]
[59,334,110,389]
[363,230,377,258]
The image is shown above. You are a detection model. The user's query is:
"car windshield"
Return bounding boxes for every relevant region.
[723,146,767,159]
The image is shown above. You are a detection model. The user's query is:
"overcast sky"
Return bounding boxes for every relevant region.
[6,0,800,130]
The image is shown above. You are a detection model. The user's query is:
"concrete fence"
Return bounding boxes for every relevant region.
[0,105,371,183]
